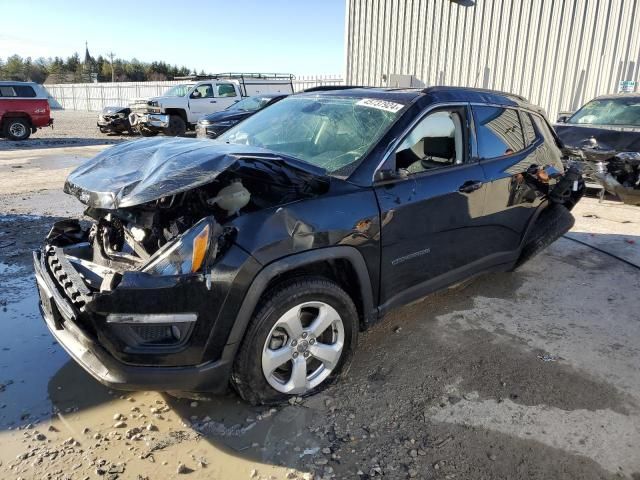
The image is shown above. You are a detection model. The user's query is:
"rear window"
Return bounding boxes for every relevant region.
[15,86,36,97]
[473,106,525,158]
[0,85,36,97]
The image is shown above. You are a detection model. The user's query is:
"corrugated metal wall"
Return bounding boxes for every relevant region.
[345,0,640,120]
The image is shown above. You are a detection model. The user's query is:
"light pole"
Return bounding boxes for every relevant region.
[107,52,115,82]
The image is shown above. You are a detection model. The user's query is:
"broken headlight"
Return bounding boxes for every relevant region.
[141,217,216,276]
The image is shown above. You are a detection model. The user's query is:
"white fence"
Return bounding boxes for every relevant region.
[45,74,345,111]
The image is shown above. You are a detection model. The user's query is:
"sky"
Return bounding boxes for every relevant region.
[0,0,346,75]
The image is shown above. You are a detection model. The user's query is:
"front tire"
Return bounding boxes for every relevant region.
[4,118,30,141]
[163,115,186,136]
[232,278,358,405]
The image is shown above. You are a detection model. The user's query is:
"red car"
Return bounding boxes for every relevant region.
[0,81,53,140]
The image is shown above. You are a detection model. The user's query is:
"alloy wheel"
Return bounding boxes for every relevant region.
[261,301,345,395]
[9,122,27,138]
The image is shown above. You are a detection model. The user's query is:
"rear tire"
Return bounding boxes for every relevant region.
[232,278,358,405]
[163,115,186,137]
[515,204,575,268]
[4,118,30,141]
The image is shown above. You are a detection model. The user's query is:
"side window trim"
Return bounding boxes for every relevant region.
[372,101,473,183]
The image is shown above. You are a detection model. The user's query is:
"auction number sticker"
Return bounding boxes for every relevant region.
[356,98,405,113]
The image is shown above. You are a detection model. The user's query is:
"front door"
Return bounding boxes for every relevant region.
[188,83,217,121]
[374,105,488,309]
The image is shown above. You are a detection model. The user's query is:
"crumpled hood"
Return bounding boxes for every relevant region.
[64,137,311,210]
[555,124,640,161]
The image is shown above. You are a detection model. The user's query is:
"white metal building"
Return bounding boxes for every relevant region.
[344,0,640,120]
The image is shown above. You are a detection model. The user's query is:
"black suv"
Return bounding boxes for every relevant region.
[34,87,583,404]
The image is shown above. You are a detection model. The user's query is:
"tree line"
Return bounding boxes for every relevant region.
[0,53,200,84]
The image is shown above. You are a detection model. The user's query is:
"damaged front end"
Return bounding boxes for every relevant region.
[591,152,640,205]
[97,106,132,134]
[556,125,640,205]
[34,138,329,391]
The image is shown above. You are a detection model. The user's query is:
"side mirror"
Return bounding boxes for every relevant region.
[374,168,408,183]
[191,91,202,99]
[556,115,568,123]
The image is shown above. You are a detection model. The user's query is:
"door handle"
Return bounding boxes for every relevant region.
[209,100,217,103]
[458,180,484,193]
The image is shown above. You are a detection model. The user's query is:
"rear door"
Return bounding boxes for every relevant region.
[473,105,544,256]
[374,105,489,309]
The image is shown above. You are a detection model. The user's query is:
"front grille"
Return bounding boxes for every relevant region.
[44,246,91,308]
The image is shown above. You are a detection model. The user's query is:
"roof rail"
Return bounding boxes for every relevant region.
[422,86,529,103]
[174,73,295,81]
[303,85,363,93]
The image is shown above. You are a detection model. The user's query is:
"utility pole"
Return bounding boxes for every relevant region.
[107,52,115,82]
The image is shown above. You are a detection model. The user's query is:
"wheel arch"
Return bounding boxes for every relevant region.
[225,246,375,350]
[1,113,32,128]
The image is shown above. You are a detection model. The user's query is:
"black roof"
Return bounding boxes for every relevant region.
[297,87,424,103]
[297,85,545,114]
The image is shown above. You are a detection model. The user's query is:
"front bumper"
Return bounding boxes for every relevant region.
[129,112,169,129]
[33,248,235,392]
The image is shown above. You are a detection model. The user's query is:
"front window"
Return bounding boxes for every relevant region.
[568,98,640,126]
[229,96,272,112]
[162,84,192,97]
[395,109,465,174]
[192,84,214,98]
[218,96,405,174]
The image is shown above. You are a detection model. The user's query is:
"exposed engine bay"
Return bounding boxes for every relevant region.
[49,138,329,289]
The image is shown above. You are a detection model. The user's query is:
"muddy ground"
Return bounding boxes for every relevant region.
[0,138,639,480]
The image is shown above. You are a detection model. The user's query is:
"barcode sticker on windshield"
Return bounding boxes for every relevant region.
[356,98,405,113]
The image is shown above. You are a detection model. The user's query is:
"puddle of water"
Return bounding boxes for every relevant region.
[0,272,320,479]
[0,281,71,428]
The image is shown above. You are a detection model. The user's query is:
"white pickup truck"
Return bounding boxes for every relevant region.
[129,73,294,136]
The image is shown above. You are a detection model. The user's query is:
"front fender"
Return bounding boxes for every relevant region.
[222,246,375,351]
